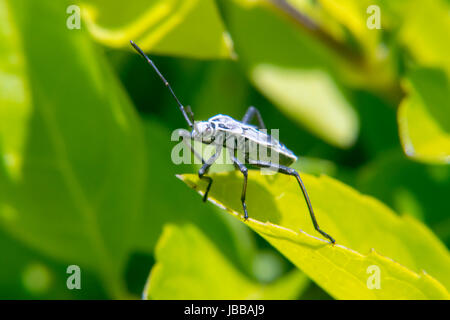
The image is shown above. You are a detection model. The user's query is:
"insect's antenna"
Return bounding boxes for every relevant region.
[130,40,194,129]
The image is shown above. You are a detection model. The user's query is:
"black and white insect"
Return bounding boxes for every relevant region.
[130,40,335,244]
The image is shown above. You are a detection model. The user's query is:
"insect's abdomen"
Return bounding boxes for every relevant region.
[210,115,298,166]
[245,144,297,166]
[216,130,297,166]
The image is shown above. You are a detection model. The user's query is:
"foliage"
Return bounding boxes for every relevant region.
[178,172,450,299]
[0,0,448,299]
[144,223,309,299]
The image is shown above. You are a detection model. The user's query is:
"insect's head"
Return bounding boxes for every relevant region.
[192,120,216,143]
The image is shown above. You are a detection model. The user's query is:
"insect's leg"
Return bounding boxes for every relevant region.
[198,145,223,202]
[176,129,218,201]
[229,150,249,220]
[242,106,266,129]
[250,160,335,244]
[176,129,205,164]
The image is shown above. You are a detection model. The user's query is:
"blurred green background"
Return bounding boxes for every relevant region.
[0,0,449,299]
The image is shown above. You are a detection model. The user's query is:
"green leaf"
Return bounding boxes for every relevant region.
[316,0,450,81]
[314,0,397,91]
[0,0,147,298]
[178,171,450,299]
[218,0,359,148]
[291,156,338,178]
[144,223,309,299]
[398,68,450,164]
[317,0,379,52]
[396,0,450,77]
[357,150,450,244]
[0,0,30,181]
[81,0,234,59]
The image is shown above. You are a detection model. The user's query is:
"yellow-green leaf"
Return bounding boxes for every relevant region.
[398,68,450,164]
[178,171,450,299]
[0,0,147,298]
[315,0,396,91]
[81,0,234,59]
[219,0,359,148]
[0,0,31,181]
[145,223,309,299]
[397,0,450,77]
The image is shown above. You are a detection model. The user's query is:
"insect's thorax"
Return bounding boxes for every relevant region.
[192,115,297,166]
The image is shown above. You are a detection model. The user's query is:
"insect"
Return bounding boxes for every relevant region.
[130,40,335,244]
